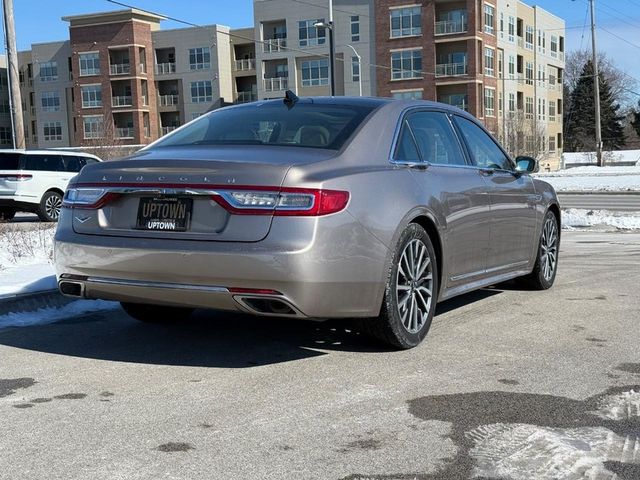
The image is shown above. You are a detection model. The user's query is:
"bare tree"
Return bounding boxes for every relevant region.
[500,111,548,160]
[564,50,637,107]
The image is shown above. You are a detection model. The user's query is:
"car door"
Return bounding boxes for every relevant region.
[452,115,538,271]
[23,154,65,201]
[396,110,492,289]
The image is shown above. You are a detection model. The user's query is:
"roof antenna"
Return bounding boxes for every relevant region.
[283,89,299,109]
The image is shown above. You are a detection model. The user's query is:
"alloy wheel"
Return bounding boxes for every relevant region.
[45,194,62,220]
[396,239,434,334]
[540,216,558,281]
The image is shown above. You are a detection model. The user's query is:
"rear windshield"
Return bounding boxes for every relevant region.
[149,102,376,150]
[0,153,21,170]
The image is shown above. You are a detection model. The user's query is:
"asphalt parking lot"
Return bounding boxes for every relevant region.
[1,230,639,480]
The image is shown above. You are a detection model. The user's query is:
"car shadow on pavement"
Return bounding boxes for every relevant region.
[0,288,502,368]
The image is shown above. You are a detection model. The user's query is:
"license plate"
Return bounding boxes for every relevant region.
[136,197,192,231]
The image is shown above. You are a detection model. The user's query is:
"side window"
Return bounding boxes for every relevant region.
[62,155,83,173]
[23,154,64,172]
[405,112,466,166]
[453,116,513,170]
[393,119,420,162]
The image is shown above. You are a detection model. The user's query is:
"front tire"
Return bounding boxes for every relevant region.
[521,210,559,290]
[361,223,439,349]
[38,191,63,222]
[0,207,16,221]
[121,302,194,324]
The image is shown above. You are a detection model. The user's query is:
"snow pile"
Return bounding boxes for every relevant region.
[535,166,640,192]
[562,209,640,230]
[563,150,640,167]
[0,223,57,297]
[0,300,118,329]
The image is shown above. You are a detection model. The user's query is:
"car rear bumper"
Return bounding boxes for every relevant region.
[54,211,390,318]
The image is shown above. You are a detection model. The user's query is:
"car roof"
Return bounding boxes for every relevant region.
[0,149,101,160]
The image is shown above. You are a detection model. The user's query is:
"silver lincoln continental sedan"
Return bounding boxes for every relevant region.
[54,95,560,349]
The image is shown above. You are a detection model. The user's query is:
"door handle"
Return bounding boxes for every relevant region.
[479,169,494,176]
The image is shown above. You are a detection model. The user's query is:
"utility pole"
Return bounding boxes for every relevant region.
[2,0,24,149]
[589,0,603,166]
[328,0,335,96]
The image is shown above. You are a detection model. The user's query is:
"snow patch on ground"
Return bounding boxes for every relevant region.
[593,390,640,421]
[0,299,118,329]
[562,209,640,231]
[535,166,640,192]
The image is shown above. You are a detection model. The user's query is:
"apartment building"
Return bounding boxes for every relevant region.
[254,0,376,99]
[375,0,565,168]
[5,8,254,150]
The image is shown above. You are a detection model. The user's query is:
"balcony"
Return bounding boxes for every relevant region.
[439,94,468,111]
[263,38,287,53]
[236,91,257,103]
[112,95,133,107]
[110,63,131,75]
[435,19,467,35]
[158,94,179,106]
[435,62,467,77]
[116,127,134,138]
[264,77,288,92]
[234,58,256,71]
[155,62,176,75]
[161,126,178,135]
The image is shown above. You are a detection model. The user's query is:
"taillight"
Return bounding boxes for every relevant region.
[62,188,120,209]
[214,188,349,216]
[0,174,32,181]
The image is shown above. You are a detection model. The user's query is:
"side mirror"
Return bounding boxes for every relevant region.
[515,156,539,173]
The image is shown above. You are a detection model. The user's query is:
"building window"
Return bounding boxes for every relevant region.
[83,115,103,139]
[79,52,100,76]
[391,49,422,80]
[550,35,558,58]
[0,126,11,145]
[549,100,556,121]
[498,91,503,112]
[484,48,494,77]
[538,64,545,85]
[538,98,546,120]
[498,50,503,78]
[525,25,534,49]
[43,122,62,141]
[189,47,211,70]
[557,132,563,150]
[81,85,102,108]
[508,92,515,112]
[508,16,515,42]
[526,62,534,85]
[351,56,360,82]
[351,15,360,42]
[39,61,58,82]
[484,4,495,35]
[508,55,515,79]
[392,90,423,100]
[484,88,495,117]
[41,91,60,112]
[525,96,534,118]
[549,136,556,152]
[299,19,326,47]
[301,59,329,86]
[390,6,421,38]
[190,80,212,102]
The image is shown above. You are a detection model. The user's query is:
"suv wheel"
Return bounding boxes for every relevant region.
[360,223,439,349]
[38,191,63,222]
[121,302,194,324]
[0,207,16,221]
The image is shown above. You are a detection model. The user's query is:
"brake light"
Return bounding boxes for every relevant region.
[0,174,32,181]
[214,188,349,216]
[62,188,121,209]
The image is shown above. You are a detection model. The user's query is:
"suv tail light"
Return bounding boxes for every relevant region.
[214,187,349,216]
[0,174,32,181]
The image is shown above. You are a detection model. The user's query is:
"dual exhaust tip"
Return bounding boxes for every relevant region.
[59,280,85,298]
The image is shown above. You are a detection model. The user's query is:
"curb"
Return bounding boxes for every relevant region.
[556,191,640,196]
[0,289,74,317]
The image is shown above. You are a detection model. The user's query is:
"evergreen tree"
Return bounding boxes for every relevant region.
[564,61,625,152]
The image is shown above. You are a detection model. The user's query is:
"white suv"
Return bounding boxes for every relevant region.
[0,150,102,222]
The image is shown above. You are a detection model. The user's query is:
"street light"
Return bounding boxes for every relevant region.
[314,16,335,96]
[346,44,362,97]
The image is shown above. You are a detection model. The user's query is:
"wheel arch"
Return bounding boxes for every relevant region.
[409,214,443,299]
[43,187,65,198]
[547,202,561,240]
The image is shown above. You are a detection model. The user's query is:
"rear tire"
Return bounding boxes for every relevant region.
[120,302,194,324]
[38,191,63,222]
[0,207,16,221]
[360,223,439,350]
[519,210,559,290]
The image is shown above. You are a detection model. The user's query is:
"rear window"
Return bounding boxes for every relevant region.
[149,102,376,151]
[0,153,22,170]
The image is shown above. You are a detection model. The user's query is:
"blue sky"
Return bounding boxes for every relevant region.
[10,0,640,87]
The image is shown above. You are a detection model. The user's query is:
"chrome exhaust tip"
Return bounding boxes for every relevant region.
[58,281,85,298]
